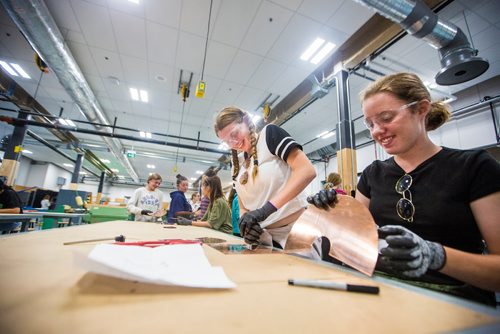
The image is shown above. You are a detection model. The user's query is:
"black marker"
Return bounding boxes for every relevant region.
[288,279,379,294]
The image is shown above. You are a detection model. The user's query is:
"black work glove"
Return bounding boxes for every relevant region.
[307,189,338,210]
[140,209,153,215]
[176,217,192,226]
[377,225,446,278]
[239,201,277,245]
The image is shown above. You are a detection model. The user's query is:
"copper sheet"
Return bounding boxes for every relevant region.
[285,195,378,276]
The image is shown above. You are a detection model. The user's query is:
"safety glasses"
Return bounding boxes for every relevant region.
[363,101,419,130]
[395,174,414,222]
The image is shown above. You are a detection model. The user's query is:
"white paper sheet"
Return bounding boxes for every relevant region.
[80,243,236,289]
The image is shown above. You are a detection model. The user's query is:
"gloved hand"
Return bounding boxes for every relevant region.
[140,209,153,215]
[377,225,446,278]
[176,217,192,226]
[307,189,338,210]
[239,201,277,245]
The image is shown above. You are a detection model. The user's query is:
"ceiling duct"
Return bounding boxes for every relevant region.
[354,0,489,85]
[1,0,139,182]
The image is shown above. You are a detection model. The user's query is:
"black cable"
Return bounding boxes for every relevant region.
[200,0,213,81]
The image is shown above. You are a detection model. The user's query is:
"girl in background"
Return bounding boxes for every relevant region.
[176,175,232,234]
[166,174,192,223]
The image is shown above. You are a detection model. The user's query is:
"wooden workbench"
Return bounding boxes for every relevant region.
[0,221,498,333]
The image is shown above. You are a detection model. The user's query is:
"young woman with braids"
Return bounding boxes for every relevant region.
[310,72,500,305]
[215,107,316,249]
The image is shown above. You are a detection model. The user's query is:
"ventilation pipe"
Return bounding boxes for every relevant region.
[1,0,139,182]
[354,0,489,85]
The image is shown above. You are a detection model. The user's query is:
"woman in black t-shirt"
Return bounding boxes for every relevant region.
[311,73,500,305]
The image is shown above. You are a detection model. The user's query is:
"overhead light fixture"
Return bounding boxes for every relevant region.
[22,149,33,154]
[316,130,330,138]
[10,63,31,79]
[147,164,156,169]
[310,42,336,64]
[130,88,139,101]
[321,131,335,139]
[300,38,325,61]
[57,118,76,127]
[190,177,196,181]
[218,143,229,151]
[117,175,125,179]
[0,60,31,79]
[65,119,76,127]
[63,163,73,167]
[128,0,139,4]
[0,60,18,76]
[139,90,148,102]
[79,171,87,175]
[300,39,336,65]
[195,170,204,175]
[442,96,457,104]
[139,131,152,138]
[85,143,102,148]
[100,159,110,163]
[251,114,261,124]
[130,87,149,102]
[111,168,119,173]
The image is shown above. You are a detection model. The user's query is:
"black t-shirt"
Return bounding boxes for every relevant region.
[0,187,23,212]
[358,147,500,254]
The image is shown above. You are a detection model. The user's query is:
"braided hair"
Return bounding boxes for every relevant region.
[214,107,259,183]
[227,149,239,206]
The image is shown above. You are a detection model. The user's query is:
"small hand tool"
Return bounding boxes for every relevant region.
[63,235,125,245]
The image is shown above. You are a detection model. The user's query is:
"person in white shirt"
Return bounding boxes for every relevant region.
[127,173,165,222]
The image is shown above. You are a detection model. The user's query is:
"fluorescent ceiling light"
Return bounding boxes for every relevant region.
[58,118,68,126]
[86,144,102,148]
[0,61,18,76]
[252,114,261,124]
[201,160,214,164]
[139,131,145,138]
[128,0,139,4]
[79,171,87,175]
[100,159,110,163]
[321,131,335,139]
[130,88,139,101]
[218,143,229,151]
[65,119,76,127]
[300,38,325,61]
[118,175,125,178]
[190,177,196,181]
[63,163,73,167]
[10,63,30,79]
[139,90,148,102]
[316,130,330,138]
[310,42,336,65]
[196,170,204,175]
[147,164,155,169]
[111,168,119,173]
[442,96,457,104]
[22,149,33,154]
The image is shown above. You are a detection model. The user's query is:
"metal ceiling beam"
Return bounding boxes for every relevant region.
[0,115,229,155]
